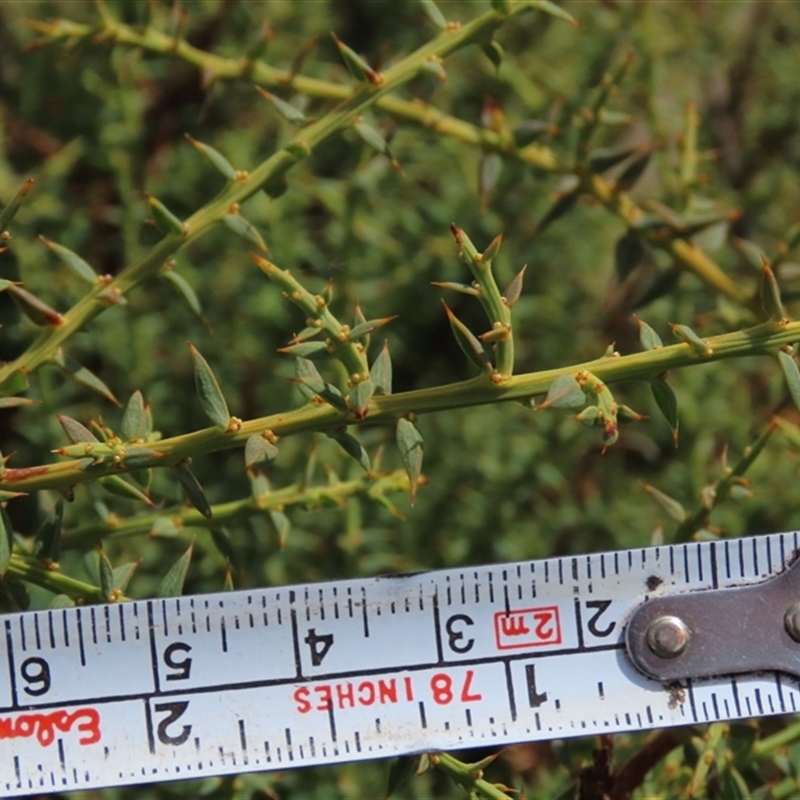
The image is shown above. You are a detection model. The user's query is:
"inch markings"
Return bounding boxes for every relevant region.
[0,532,798,797]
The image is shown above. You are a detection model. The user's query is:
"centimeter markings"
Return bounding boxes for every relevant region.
[1,532,799,796]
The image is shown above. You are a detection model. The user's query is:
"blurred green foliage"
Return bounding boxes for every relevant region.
[2,0,800,798]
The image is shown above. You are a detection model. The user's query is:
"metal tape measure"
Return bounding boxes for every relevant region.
[3,531,800,797]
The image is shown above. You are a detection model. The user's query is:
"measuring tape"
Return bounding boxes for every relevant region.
[3,531,800,797]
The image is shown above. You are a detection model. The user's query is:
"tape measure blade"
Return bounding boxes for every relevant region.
[1,531,798,797]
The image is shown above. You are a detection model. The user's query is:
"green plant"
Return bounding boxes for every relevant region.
[3,1,800,797]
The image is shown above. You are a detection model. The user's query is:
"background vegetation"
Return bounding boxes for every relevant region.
[2,0,800,797]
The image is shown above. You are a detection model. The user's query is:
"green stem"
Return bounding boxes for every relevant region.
[751,719,800,757]
[32,11,751,312]
[432,752,513,800]
[2,318,796,494]
[1,4,525,390]
[674,421,777,542]
[583,172,753,307]
[6,554,110,602]
[65,469,410,549]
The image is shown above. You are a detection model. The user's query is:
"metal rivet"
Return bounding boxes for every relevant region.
[784,601,800,643]
[646,615,691,659]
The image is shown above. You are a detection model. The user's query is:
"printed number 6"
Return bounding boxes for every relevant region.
[21,657,51,697]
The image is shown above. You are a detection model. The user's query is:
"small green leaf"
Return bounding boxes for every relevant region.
[479,153,503,205]
[284,140,312,160]
[431,281,480,297]
[617,404,647,423]
[761,257,784,320]
[396,418,423,504]
[349,316,396,341]
[49,594,75,609]
[535,187,579,235]
[484,235,507,264]
[223,561,235,591]
[158,540,194,597]
[0,370,28,397]
[52,351,119,405]
[501,265,527,309]
[481,40,504,71]
[635,316,663,350]
[294,358,324,402]
[598,109,633,126]
[513,120,552,148]
[0,505,12,577]
[185,134,237,180]
[669,323,713,357]
[39,236,97,284]
[0,396,36,409]
[244,19,273,62]
[279,341,329,360]
[150,516,182,538]
[210,525,237,565]
[174,465,213,519]
[269,510,290,548]
[450,223,480,262]
[642,483,688,523]
[163,270,204,320]
[223,213,268,252]
[719,766,751,800]
[442,302,492,373]
[328,429,370,472]
[733,238,764,271]
[289,326,323,344]
[0,178,35,230]
[575,405,600,426]
[34,499,63,562]
[111,560,140,595]
[331,34,381,85]
[419,57,447,82]
[121,390,148,441]
[370,341,392,395]
[291,377,348,412]
[264,174,289,199]
[588,145,639,174]
[615,233,646,282]
[354,121,400,170]
[122,447,161,469]
[146,194,185,235]
[0,279,15,293]
[98,545,114,601]
[188,343,230,428]
[778,349,800,414]
[8,284,62,326]
[615,150,652,193]
[99,475,155,506]
[348,379,374,420]
[245,434,279,469]
[650,379,678,446]
[386,754,419,799]
[419,0,446,29]
[540,374,586,409]
[256,87,308,126]
[353,302,369,349]
[528,0,579,26]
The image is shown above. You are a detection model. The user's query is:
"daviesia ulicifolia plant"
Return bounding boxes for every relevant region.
[2,1,800,797]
